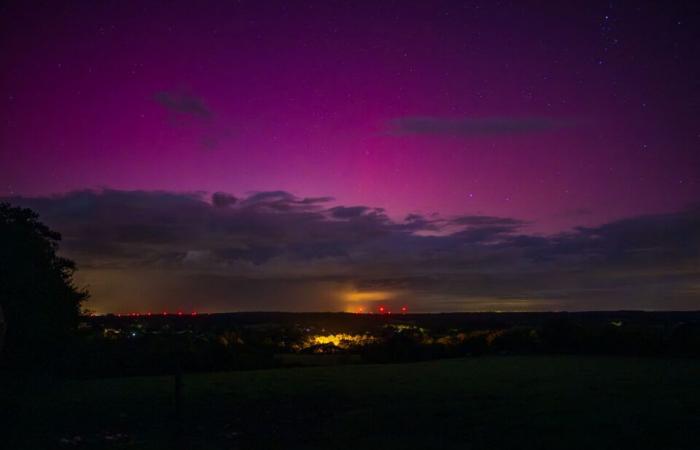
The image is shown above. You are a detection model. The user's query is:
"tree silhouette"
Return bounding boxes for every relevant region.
[0,203,88,364]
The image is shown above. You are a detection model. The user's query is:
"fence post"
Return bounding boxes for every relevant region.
[173,359,187,449]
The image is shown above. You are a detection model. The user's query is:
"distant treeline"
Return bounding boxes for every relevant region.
[45,311,700,377]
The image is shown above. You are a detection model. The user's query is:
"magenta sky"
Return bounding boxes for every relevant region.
[3,1,697,232]
[1,1,699,312]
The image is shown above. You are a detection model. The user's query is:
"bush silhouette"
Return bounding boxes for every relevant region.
[0,203,88,366]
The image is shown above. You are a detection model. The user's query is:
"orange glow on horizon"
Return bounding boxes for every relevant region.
[345,290,397,302]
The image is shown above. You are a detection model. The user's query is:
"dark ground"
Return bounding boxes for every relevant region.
[3,355,700,449]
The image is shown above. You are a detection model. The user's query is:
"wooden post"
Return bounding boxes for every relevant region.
[0,305,6,357]
[175,362,183,423]
[173,360,187,449]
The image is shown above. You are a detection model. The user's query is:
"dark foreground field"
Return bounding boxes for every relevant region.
[4,356,700,449]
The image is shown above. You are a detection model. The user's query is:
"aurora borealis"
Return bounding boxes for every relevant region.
[1,1,698,312]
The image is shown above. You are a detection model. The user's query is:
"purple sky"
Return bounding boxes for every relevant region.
[1,1,699,312]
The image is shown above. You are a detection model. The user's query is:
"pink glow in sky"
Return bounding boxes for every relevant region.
[2,1,697,234]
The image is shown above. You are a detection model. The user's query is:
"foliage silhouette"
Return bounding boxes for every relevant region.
[0,203,88,366]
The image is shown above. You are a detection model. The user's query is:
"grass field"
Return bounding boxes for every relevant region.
[4,356,700,449]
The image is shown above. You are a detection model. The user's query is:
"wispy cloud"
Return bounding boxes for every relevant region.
[388,116,566,136]
[153,90,233,150]
[153,91,212,119]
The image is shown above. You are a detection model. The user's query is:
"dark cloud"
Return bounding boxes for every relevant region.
[330,206,371,218]
[451,215,523,226]
[3,190,698,312]
[301,196,334,204]
[211,192,237,208]
[397,213,444,232]
[388,116,565,136]
[242,190,297,205]
[238,191,331,213]
[154,91,212,119]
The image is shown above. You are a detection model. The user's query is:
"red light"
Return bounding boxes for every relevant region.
[401,306,408,313]
[177,311,183,316]
[162,311,168,316]
[191,311,197,316]
[147,312,152,316]
[379,306,385,313]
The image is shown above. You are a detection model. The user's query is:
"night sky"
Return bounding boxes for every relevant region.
[1,1,699,313]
